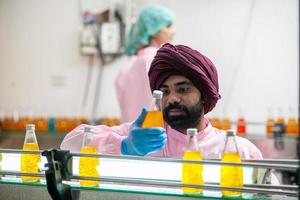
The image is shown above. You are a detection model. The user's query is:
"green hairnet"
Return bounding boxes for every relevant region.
[124,5,176,56]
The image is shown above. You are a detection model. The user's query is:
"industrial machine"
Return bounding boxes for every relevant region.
[0,148,299,200]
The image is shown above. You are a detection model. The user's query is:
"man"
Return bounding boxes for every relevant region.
[61,43,279,184]
[61,43,262,160]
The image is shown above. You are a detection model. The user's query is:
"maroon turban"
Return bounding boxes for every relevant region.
[148,43,221,114]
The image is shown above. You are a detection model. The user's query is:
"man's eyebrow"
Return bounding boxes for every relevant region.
[159,85,169,89]
[175,81,193,86]
[160,81,192,88]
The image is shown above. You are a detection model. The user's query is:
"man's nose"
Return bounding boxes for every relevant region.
[166,93,181,106]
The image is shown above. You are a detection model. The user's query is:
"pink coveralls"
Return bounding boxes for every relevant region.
[61,119,262,159]
[60,119,279,184]
[115,47,158,123]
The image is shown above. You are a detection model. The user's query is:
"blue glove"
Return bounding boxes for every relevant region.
[121,108,167,156]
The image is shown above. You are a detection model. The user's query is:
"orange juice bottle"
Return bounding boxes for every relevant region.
[210,117,222,129]
[277,116,285,125]
[285,107,297,135]
[276,108,285,124]
[266,118,275,135]
[34,117,48,133]
[266,108,275,135]
[221,117,231,130]
[286,117,298,135]
[142,90,164,128]
[0,152,2,179]
[236,108,246,136]
[220,130,243,197]
[79,126,100,187]
[182,128,203,194]
[236,118,246,136]
[17,117,32,132]
[21,124,41,182]
[0,110,3,131]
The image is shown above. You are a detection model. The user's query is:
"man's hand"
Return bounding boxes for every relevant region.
[121,108,167,156]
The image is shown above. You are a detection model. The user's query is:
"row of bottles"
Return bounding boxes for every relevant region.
[266,116,299,136]
[0,116,121,133]
[182,129,242,196]
[210,116,299,136]
[0,116,88,133]
[99,117,120,127]
[210,117,247,135]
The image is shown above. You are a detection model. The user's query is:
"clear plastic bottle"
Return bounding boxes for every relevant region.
[79,126,100,186]
[181,128,203,194]
[141,90,164,128]
[21,124,41,182]
[220,130,243,196]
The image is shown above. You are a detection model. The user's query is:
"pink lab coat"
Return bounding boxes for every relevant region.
[60,118,279,184]
[115,47,159,123]
[60,118,262,159]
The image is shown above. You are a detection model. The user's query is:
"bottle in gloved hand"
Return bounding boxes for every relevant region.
[121,107,167,156]
[182,128,203,194]
[21,124,41,182]
[220,130,243,197]
[79,126,100,187]
[142,90,164,128]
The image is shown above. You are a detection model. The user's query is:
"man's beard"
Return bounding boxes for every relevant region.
[163,99,203,131]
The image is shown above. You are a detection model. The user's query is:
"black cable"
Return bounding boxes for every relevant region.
[296,0,300,200]
[90,22,106,125]
[81,55,94,108]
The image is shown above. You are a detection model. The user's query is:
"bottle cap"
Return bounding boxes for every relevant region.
[187,128,198,136]
[226,130,236,137]
[26,124,35,131]
[153,90,163,99]
[84,125,92,133]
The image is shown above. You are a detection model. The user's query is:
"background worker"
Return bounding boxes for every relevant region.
[115,4,175,123]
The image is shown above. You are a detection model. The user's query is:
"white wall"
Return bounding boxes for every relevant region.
[133,0,299,122]
[0,0,298,127]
